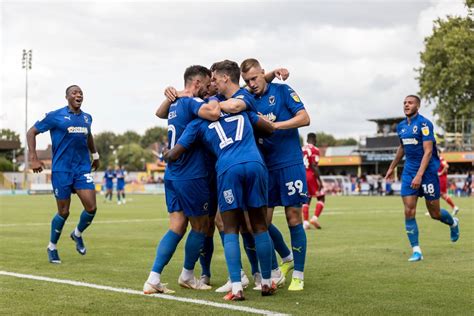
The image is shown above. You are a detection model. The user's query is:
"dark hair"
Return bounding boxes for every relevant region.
[240,58,261,73]
[212,60,240,84]
[307,133,317,141]
[65,85,80,95]
[184,65,211,85]
[406,95,421,105]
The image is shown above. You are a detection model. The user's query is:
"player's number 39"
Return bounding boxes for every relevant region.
[286,180,304,196]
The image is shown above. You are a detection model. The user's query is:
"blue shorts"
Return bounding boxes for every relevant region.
[217,161,267,212]
[208,171,218,217]
[401,170,440,200]
[105,182,114,190]
[52,171,95,200]
[165,178,210,217]
[117,181,125,191]
[268,163,308,208]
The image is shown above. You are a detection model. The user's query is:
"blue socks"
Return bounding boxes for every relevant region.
[200,236,214,277]
[289,224,307,272]
[223,233,241,283]
[268,223,291,259]
[405,218,419,247]
[183,230,206,270]
[50,214,66,244]
[77,210,96,233]
[254,231,273,279]
[439,209,454,226]
[241,232,259,275]
[152,230,183,273]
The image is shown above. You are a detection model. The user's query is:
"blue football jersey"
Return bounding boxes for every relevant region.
[397,113,440,174]
[252,83,305,170]
[34,106,93,173]
[230,88,257,112]
[165,96,208,180]
[104,170,116,184]
[116,168,126,184]
[177,111,263,176]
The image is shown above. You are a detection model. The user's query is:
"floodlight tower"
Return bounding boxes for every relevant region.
[22,49,32,186]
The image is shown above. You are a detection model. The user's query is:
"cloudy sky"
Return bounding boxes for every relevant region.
[1,0,469,148]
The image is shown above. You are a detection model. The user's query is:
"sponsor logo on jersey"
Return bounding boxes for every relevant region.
[67,126,88,134]
[402,138,418,145]
[412,125,418,133]
[269,95,276,105]
[168,111,177,119]
[422,126,430,136]
[223,189,234,204]
[290,92,301,103]
[263,112,276,122]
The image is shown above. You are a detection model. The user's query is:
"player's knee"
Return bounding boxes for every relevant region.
[57,209,70,218]
[429,211,441,220]
[86,207,97,214]
[285,207,302,226]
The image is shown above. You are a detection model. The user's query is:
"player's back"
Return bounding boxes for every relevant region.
[302,143,320,171]
[165,97,208,180]
[180,111,263,176]
[397,113,439,174]
[253,83,305,170]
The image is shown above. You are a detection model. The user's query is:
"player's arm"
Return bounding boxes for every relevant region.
[156,87,192,119]
[198,98,221,121]
[87,134,100,171]
[438,161,449,176]
[252,115,275,137]
[26,126,44,173]
[273,109,310,130]
[219,98,247,114]
[385,145,405,180]
[156,98,172,119]
[411,141,433,189]
[163,144,187,162]
[264,68,290,82]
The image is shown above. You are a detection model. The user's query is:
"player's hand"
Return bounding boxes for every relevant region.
[161,148,170,163]
[411,174,422,189]
[274,68,290,81]
[30,159,44,173]
[91,159,100,171]
[384,168,394,180]
[164,86,178,102]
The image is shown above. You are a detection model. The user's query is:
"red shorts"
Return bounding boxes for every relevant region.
[306,171,325,198]
[439,176,447,194]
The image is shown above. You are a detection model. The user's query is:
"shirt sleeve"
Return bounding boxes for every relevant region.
[247,111,260,125]
[190,98,206,116]
[281,84,305,115]
[421,120,435,142]
[232,90,257,112]
[177,119,201,149]
[34,112,56,133]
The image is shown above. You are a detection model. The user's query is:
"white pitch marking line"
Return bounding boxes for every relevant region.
[0,218,167,228]
[0,271,289,316]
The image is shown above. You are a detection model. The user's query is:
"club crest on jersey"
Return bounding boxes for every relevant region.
[223,189,234,204]
[269,95,276,105]
[290,92,301,103]
[84,115,89,123]
[422,126,430,136]
[412,125,418,133]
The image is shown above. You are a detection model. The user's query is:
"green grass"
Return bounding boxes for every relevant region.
[0,195,473,315]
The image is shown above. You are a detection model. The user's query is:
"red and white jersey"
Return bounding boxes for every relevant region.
[302,143,320,171]
[438,156,448,178]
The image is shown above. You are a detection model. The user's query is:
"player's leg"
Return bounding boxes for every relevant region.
[310,194,325,229]
[245,161,275,296]
[116,189,122,204]
[303,173,316,229]
[240,212,260,281]
[47,172,73,263]
[402,195,423,261]
[199,214,215,285]
[121,188,126,204]
[281,165,307,291]
[144,180,186,294]
[425,199,460,242]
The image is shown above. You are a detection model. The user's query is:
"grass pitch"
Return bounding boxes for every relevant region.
[1,194,472,315]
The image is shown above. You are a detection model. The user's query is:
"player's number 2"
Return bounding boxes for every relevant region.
[209,115,244,149]
[286,180,304,196]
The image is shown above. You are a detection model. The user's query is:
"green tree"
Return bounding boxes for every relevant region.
[315,132,337,146]
[116,130,141,146]
[417,11,473,131]
[141,127,168,148]
[93,131,117,169]
[0,156,15,172]
[336,138,358,146]
[116,143,154,171]
[0,129,20,142]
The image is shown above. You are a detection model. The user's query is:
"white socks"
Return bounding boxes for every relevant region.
[232,282,243,294]
[413,246,422,254]
[181,268,194,281]
[147,271,161,285]
[293,270,304,280]
[48,242,56,250]
[282,253,294,263]
[74,227,82,238]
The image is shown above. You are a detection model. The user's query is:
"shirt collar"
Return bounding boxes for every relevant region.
[65,105,82,115]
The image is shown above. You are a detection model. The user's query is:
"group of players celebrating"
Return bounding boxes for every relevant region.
[25,57,460,302]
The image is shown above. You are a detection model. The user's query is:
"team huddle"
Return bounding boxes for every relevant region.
[26,58,460,302]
